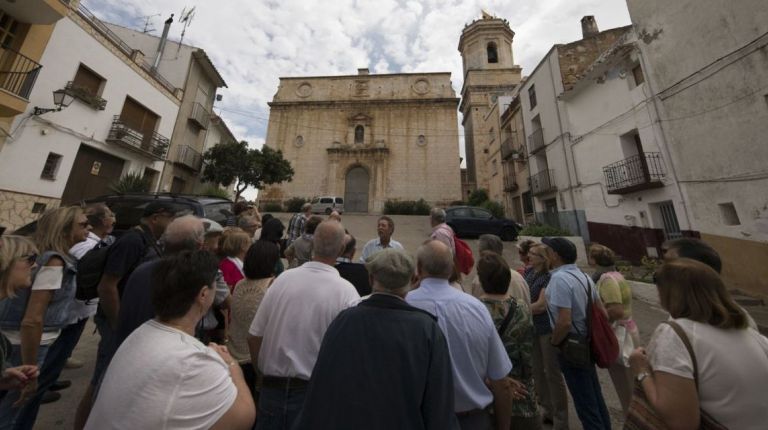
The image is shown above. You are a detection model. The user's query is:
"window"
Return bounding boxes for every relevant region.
[0,12,20,48]
[528,85,537,109]
[522,191,534,214]
[632,64,645,86]
[452,208,471,217]
[31,203,47,214]
[718,202,741,225]
[40,153,62,180]
[487,42,498,63]
[492,159,498,176]
[354,125,364,144]
[471,208,492,219]
[72,64,105,97]
[335,197,344,204]
[320,198,333,204]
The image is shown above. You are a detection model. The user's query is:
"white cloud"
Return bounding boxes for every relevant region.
[84,0,631,193]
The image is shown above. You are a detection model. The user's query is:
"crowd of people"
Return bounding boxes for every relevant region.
[0,202,766,430]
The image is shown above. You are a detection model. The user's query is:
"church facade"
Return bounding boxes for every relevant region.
[258,69,462,213]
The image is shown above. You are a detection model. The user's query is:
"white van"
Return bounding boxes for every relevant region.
[310,196,344,214]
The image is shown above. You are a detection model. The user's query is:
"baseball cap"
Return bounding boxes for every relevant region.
[365,249,415,290]
[201,218,224,235]
[541,237,578,264]
[142,201,177,218]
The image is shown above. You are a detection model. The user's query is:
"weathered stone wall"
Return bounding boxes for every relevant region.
[0,190,61,231]
[558,27,631,91]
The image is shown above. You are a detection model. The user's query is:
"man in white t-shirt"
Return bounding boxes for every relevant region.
[248,220,359,430]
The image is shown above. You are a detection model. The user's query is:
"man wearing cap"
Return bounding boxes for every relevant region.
[294,249,458,429]
[542,236,611,430]
[247,220,359,430]
[75,201,174,428]
[407,240,513,430]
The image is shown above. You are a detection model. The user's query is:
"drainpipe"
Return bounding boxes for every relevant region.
[153,14,174,70]
[548,53,584,237]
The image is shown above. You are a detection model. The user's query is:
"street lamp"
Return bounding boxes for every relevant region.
[32,89,75,116]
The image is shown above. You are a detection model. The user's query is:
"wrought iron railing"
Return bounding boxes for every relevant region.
[189,102,210,129]
[603,152,665,194]
[64,81,107,110]
[175,145,203,171]
[527,128,545,154]
[106,116,169,160]
[529,169,557,195]
[0,46,42,99]
[503,175,518,192]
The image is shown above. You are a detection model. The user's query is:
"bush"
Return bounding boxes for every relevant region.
[110,172,150,194]
[285,197,309,213]
[200,186,230,199]
[383,199,431,215]
[263,202,283,212]
[519,223,572,237]
[481,200,505,218]
[468,189,489,206]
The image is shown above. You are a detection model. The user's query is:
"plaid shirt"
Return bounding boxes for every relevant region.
[287,212,307,244]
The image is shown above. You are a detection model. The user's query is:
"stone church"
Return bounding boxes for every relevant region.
[259,70,463,213]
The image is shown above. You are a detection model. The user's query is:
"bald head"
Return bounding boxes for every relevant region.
[417,239,454,279]
[162,215,205,254]
[312,220,346,261]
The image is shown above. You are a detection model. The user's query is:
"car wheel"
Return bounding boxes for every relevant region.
[325,208,332,215]
[501,227,517,242]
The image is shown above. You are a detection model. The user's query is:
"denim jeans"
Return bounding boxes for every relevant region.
[91,313,117,389]
[10,318,88,430]
[256,386,307,430]
[0,344,50,430]
[558,355,611,430]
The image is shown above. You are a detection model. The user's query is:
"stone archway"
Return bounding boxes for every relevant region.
[345,166,370,213]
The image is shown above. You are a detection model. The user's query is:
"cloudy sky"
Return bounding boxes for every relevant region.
[84,0,631,199]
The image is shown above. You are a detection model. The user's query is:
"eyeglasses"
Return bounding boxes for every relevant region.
[20,254,37,266]
[77,221,91,228]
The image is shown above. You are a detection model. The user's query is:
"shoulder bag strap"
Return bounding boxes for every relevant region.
[498,299,518,336]
[565,271,592,337]
[663,321,700,390]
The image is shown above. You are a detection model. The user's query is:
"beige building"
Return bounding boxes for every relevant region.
[458,13,522,196]
[259,69,462,213]
[499,91,533,223]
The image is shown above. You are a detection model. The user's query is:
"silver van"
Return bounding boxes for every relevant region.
[311,196,344,214]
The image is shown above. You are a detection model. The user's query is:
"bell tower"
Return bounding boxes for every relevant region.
[458,12,522,189]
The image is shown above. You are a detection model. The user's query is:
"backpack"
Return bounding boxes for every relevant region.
[567,272,619,368]
[75,228,153,301]
[454,237,475,275]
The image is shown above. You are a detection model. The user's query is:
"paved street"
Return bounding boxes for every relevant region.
[35,214,672,429]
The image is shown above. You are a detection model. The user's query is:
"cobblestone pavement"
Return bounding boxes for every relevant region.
[35,213,675,429]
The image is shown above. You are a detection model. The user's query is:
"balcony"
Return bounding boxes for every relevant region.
[174,145,203,172]
[603,152,665,194]
[501,136,515,160]
[106,116,170,160]
[527,128,545,154]
[64,81,107,110]
[503,175,519,192]
[0,46,42,115]
[529,169,557,196]
[189,102,210,129]
[2,0,69,25]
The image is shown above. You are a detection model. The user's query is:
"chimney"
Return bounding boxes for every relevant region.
[152,14,174,70]
[581,15,599,38]
[357,68,370,76]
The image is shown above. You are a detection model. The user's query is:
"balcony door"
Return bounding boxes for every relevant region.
[120,97,159,151]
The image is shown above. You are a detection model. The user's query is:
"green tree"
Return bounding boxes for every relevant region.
[201,141,294,201]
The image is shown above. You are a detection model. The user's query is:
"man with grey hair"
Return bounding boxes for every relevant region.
[430,207,455,254]
[294,249,458,429]
[287,202,313,246]
[237,215,260,241]
[407,240,514,430]
[248,220,359,429]
[467,234,531,306]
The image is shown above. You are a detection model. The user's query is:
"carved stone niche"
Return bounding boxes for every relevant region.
[346,113,373,146]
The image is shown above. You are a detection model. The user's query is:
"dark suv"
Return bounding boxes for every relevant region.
[445,206,521,241]
[13,193,234,236]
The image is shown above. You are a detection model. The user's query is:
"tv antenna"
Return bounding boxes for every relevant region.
[139,13,161,33]
[177,6,196,51]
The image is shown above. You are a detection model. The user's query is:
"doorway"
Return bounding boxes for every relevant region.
[61,144,125,205]
[344,166,369,213]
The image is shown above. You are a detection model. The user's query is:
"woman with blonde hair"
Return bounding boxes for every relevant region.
[0,206,90,428]
[218,228,252,290]
[588,243,639,415]
[524,243,569,429]
[0,235,40,392]
[629,258,768,429]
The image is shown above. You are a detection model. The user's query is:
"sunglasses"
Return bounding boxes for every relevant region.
[20,254,37,266]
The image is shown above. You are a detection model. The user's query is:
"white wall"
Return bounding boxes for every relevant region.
[0,17,180,199]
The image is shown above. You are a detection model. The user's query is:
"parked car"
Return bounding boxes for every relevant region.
[12,193,234,237]
[445,206,521,241]
[310,196,344,214]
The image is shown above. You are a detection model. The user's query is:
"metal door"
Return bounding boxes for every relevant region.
[542,198,560,228]
[658,201,682,240]
[344,167,369,213]
[61,144,125,205]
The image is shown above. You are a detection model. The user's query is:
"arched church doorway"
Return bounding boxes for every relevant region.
[345,166,369,213]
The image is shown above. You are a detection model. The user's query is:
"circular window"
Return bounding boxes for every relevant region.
[294,135,304,147]
[417,135,426,147]
[296,82,313,98]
